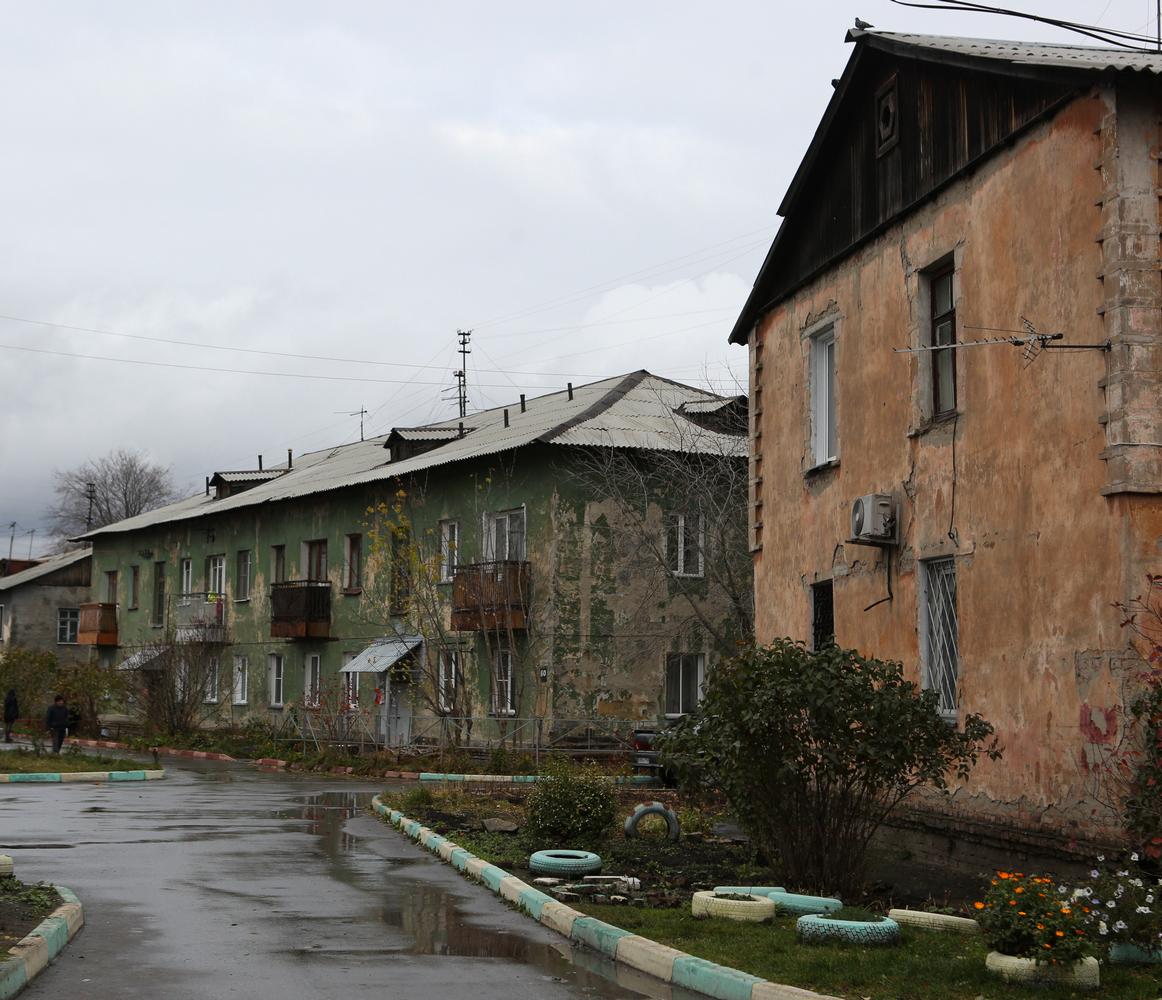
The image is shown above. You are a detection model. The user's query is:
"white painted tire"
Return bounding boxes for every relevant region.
[691,890,775,922]
[797,914,901,946]
[985,952,1100,990]
[887,908,979,934]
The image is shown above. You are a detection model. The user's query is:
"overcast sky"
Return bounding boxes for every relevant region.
[0,1,1154,554]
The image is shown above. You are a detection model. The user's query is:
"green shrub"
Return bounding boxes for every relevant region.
[658,639,1001,896]
[525,756,615,846]
[975,872,1092,964]
[402,785,433,813]
[488,745,511,774]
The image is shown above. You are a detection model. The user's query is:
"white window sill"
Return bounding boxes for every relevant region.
[234,597,250,604]
[672,572,704,580]
[270,704,284,710]
[664,712,687,720]
[804,458,839,477]
[205,699,219,705]
[233,701,248,707]
[491,710,517,717]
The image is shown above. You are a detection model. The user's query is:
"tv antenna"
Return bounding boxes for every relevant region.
[455,329,472,419]
[334,406,368,441]
[892,316,1110,367]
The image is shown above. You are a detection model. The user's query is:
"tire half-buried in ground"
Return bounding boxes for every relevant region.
[622,801,681,841]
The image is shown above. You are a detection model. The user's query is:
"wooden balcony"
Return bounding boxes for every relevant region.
[173,593,228,643]
[451,561,530,632]
[270,580,332,639]
[78,603,118,646]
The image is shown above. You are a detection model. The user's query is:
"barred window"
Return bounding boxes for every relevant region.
[921,558,959,721]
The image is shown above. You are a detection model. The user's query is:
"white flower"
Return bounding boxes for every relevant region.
[1090,870,1100,878]
[1108,900,1117,908]
[1132,852,1140,862]
[1118,870,1130,878]
[1115,920,1128,932]
[1147,894,1155,904]
[1099,921,1109,935]
[1131,878,1144,888]
[1098,855,1106,862]
[1137,906,1152,914]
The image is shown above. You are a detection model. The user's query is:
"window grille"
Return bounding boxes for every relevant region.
[922,558,959,720]
[811,580,834,650]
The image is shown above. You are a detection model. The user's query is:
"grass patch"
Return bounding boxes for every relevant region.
[0,875,61,948]
[0,748,144,773]
[578,904,1161,1000]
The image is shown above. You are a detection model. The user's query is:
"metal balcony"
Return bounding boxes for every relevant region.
[450,561,530,632]
[173,592,228,643]
[270,580,332,639]
[78,603,118,646]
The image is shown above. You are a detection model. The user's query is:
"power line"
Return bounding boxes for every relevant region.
[0,341,559,388]
[469,227,775,330]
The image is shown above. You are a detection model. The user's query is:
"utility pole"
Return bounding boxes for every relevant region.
[85,482,97,530]
[332,407,369,441]
[6,522,14,562]
[26,529,34,559]
[455,329,472,419]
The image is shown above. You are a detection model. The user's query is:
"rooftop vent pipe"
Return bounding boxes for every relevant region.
[258,454,263,471]
[503,409,510,428]
[205,476,210,497]
[567,382,573,400]
[520,394,526,413]
[287,448,293,470]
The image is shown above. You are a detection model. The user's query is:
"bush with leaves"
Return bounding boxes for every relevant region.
[524,757,616,846]
[975,871,1092,964]
[658,639,1002,896]
[1075,853,1162,952]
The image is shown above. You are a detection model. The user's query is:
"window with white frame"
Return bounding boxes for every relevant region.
[921,558,959,722]
[664,652,704,716]
[344,534,362,591]
[484,509,525,562]
[928,265,957,418]
[342,665,359,710]
[667,512,704,577]
[438,649,460,713]
[57,608,79,644]
[205,656,219,703]
[492,649,515,715]
[233,655,248,705]
[269,654,285,708]
[304,654,321,707]
[439,520,460,581]
[206,555,226,599]
[810,325,838,466]
[179,558,193,604]
[104,570,118,604]
[235,550,251,601]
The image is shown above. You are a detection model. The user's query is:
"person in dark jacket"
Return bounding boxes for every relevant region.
[45,695,69,753]
[3,689,17,742]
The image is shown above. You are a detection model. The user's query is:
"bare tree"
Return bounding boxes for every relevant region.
[48,448,179,541]
[569,390,753,646]
[127,638,223,737]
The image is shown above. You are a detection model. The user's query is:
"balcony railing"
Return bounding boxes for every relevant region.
[450,561,530,631]
[78,603,118,645]
[270,580,332,639]
[173,592,228,643]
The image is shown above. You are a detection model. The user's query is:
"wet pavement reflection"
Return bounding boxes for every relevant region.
[0,761,672,1000]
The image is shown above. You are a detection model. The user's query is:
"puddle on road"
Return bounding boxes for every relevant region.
[288,790,647,996]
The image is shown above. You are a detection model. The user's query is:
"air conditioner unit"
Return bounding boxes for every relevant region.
[851,493,897,544]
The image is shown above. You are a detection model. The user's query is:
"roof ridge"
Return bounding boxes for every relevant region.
[536,370,652,444]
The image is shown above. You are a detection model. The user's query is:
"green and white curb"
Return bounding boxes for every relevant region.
[0,769,165,783]
[415,772,656,785]
[370,795,840,1000]
[0,885,84,999]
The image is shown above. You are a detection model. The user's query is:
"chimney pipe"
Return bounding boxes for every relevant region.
[503,409,509,428]
[567,382,573,400]
[287,448,293,470]
[205,476,210,496]
[258,454,263,471]
[458,421,465,439]
[520,394,526,413]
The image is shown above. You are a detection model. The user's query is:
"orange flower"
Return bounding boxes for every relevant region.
[1018,911,1027,916]
[1060,907,1071,915]
[1043,943,1052,950]
[1015,887,1024,894]
[973,902,985,910]
[1055,931,1065,938]
[1036,923,1045,930]
[1009,900,1017,906]
[998,871,1012,879]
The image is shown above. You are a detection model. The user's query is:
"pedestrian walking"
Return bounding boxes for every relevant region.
[3,689,17,742]
[45,695,69,753]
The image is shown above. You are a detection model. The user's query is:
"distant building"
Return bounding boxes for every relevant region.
[732,30,1162,852]
[0,549,93,665]
[79,372,749,748]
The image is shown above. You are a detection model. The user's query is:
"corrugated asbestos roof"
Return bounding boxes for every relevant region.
[0,548,90,591]
[79,371,746,539]
[851,29,1162,74]
[212,470,285,483]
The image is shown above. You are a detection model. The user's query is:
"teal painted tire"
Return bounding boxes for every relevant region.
[797,914,901,946]
[529,849,603,877]
[623,801,680,841]
[770,891,842,916]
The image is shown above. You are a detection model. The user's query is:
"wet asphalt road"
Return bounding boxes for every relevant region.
[0,758,669,1000]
